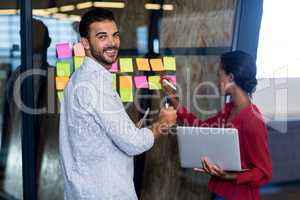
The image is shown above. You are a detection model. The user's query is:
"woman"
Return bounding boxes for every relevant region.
[162,51,272,200]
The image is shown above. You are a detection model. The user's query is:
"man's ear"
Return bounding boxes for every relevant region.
[80,37,90,50]
[229,73,234,82]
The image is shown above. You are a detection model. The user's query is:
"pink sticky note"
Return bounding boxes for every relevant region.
[56,43,71,59]
[73,42,85,56]
[134,76,149,89]
[110,61,118,72]
[164,75,176,85]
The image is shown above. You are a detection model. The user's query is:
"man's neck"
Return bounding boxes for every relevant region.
[86,54,112,70]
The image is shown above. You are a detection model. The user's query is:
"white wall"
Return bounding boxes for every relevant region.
[253,78,300,121]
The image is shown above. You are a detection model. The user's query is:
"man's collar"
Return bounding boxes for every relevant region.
[82,56,113,81]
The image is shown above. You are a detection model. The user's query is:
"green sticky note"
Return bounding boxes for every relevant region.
[120,88,133,102]
[163,57,176,71]
[119,58,133,72]
[56,61,71,77]
[74,56,84,71]
[57,91,64,102]
[112,73,117,91]
[148,76,162,90]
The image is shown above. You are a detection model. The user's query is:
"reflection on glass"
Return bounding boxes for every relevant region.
[0,12,23,199]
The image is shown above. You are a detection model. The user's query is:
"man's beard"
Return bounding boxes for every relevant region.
[90,46,119,68]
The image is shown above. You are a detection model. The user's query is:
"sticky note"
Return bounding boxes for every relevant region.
[119,76,133,89]
[56,43,71,59]
[57,91,64,102]
[164,75,177,85]
[134,76,149,89]
[136,58,151,71]
[56,61,71,77]
[110,61,118,72]
[56,76,69,90]
[120,88,133,102]
[112,73,117,91]
[149,59,164,71]
[74,56,84,71]
[163,57,176,71]
[119,58,133,72]
[148,76,161,90]
[73,42,85,56]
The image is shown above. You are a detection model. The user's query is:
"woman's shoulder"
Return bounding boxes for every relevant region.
[240,103,265,124]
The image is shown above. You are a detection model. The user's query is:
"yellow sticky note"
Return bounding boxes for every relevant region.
[136,58,151,71]
[112,73,117,91]
[149,59,164,71]
[119,76,132,89]
[56,76,69,90]
[56,61,71,77]
[148,76,162,90]
[74,56,84,70]
[119,58,133,72]
[120,88,133,102]
[57,91,64,102]
[163,57,176,71]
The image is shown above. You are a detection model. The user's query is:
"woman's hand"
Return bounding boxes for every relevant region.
[194,157,237,180]
[161,77,179,109]
[161,77,176,97]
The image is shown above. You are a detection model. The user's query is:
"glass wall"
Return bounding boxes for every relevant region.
[0,1,237,200]
[0,7,23,200]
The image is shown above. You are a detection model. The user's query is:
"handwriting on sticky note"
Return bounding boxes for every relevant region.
[110,61,118,72]
[119,58,133,72]
[149,59,164,71]
[73,42,85,57]
[56,43,71,59]
[134,76,149,89]
[120,88,133,102]
[56,61,71,77]
[74,56,84,71]
[136,58,151,71]
[163,57,176,71]
[148,76,162,90]
[164,75,176,85]
[119,76,133,89]
[56,76,69,90]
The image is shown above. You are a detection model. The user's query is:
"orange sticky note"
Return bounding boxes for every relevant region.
[56,76,69,90]
[136,58,151,71]
[119,76,133,89]
[73,42,85,56]
[149,59,164,71]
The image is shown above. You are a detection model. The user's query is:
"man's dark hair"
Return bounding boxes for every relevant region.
[79,8,115,38]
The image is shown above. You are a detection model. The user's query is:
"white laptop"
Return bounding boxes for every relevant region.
[176,126,242,171]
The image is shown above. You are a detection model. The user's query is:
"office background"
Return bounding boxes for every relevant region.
[0,0,299,200]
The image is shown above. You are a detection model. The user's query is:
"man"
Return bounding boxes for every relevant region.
[59,8,177,200]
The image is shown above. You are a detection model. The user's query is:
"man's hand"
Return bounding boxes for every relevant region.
[193,157,237,180]
[151,106,177,139]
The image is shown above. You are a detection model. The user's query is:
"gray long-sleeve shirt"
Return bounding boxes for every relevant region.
[59,56,154,200]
